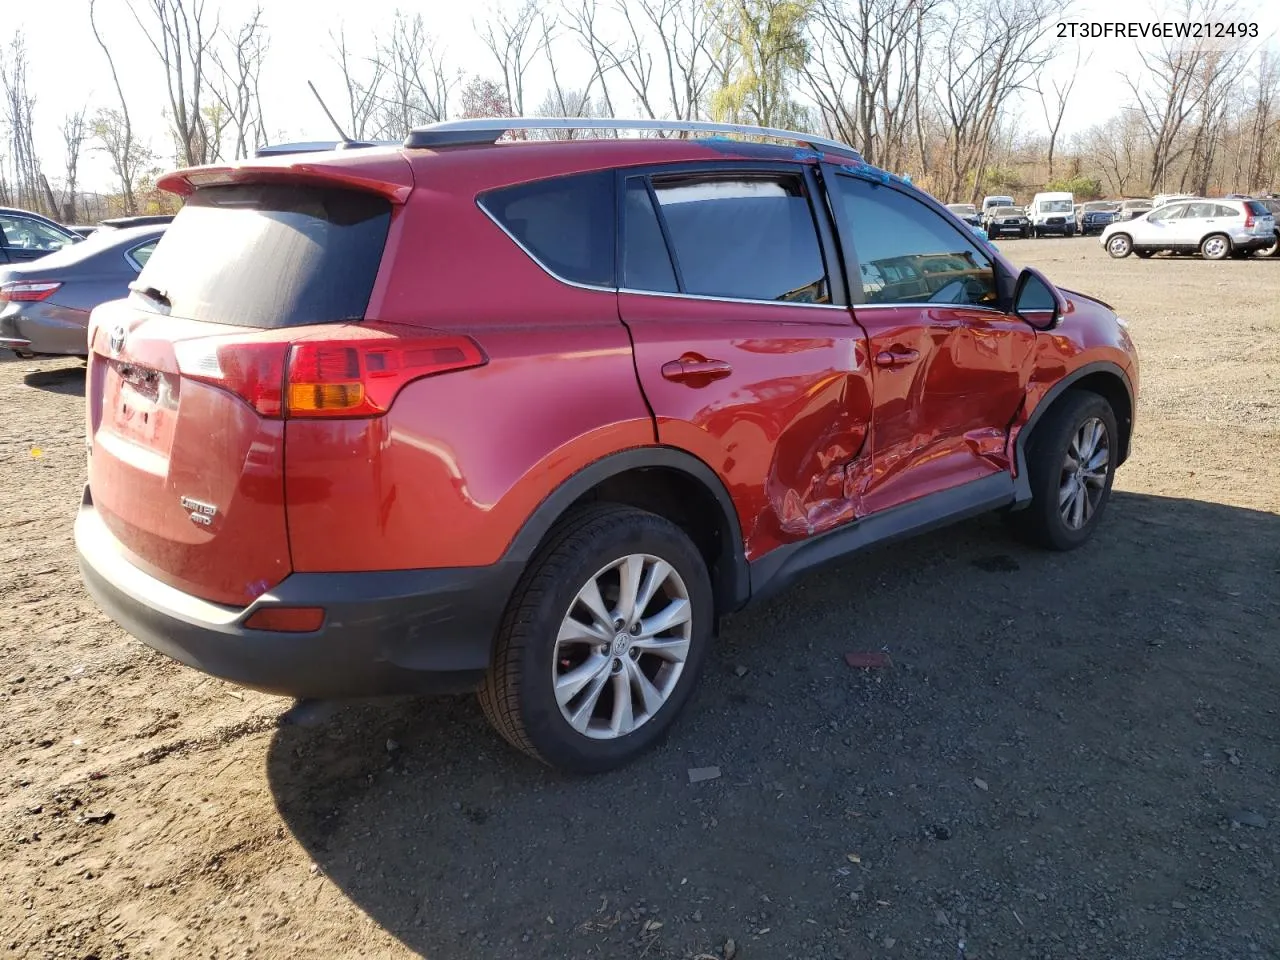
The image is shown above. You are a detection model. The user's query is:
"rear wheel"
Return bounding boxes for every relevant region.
[1201,233,1231,260]
[479,504,714,773]
[1009,391,1118,551]
[1106,234,1133,258]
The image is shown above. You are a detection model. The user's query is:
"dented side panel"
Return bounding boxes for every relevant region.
[618,292,872,561]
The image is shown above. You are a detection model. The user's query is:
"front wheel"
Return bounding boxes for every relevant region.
[1201,233,1231,260]
[479,504,714,773]
[1009,391,1119,551]
[1106,234,1133,258]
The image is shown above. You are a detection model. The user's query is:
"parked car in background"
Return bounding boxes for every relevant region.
[981,194,1015,217]
[1,207,83,264]
[0,224,164,358]
[99,215,176,229]
[1101,198,1275,260]
[1254,198,1280,256]
[983,204,1031,238]
[946,203,982,228]
[1028,191,1076,237]
[1115,198,1152,221]
[1077,201,1121,236]
[76,117,1139,773]
[68,225,101,239]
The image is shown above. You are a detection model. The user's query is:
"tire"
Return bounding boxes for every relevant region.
[1106,233,1133,258]
[1262,232,1280,258]
[1200,233,1231,260]
[1009,391,1119,551]
[479,503,714,773]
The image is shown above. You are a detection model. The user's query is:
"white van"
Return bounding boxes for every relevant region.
[1028,191,1076,237]
[981,195,1015,215]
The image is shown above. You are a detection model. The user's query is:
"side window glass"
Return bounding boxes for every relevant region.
[831,175,997,308]
[650,174,829,304]
[1214,204,1238,218]
[622,179,677,293]
[0,215,70,252]
[1184,202,1214,219]
[1149,204,1185,222]
[129,240,159,269]
[480,171,616,287]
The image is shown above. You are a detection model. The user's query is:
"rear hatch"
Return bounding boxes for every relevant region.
[86,176,400,606]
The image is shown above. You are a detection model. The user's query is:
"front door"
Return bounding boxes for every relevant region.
[616,165,874,562]
[0,214,76,264]
[822,168,1037,515]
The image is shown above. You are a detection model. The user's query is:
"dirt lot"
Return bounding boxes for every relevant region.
[1,238,1277,960]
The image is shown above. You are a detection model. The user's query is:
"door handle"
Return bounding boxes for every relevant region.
[874,348,919,368]
[661,358,733,385]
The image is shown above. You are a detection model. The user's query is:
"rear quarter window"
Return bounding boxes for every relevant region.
[479,171,616,287]
[135,183,391,328]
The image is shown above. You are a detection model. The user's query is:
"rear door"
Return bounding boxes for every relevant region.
[822,168,1036,515]
[617,164,873,561]
[86,182,395,606]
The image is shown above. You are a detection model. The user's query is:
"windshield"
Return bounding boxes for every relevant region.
[992,206,1022,216]
[947,204,977,215]
[1084,202,1119,212]
[1039,200,1073,213]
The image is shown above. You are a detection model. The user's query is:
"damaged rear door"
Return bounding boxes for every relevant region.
[616,163,873,562]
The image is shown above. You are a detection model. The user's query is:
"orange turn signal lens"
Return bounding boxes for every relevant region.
[287,382,366,412]
[243,607,326,633]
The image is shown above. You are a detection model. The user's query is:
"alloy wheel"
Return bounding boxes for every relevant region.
[1058,417,1110,530]
[1203,236,1228,259]
[553,554,692,740]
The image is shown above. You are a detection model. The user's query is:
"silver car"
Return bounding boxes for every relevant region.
[0,224,164,358]
[1100,199,1276,260]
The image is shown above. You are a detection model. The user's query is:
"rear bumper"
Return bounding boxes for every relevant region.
[0,304,89,357]
[76,487,517,698]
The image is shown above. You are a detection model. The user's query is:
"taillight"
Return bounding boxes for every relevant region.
[176,340,289,417]
[285,335,486,418]
[175,327,486,419]
[0,281,62,303]
[1244,209,1256,228]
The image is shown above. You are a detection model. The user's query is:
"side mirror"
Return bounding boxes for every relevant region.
[1013,266,1066,330]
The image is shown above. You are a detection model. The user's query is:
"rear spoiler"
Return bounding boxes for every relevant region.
[157,149,415,203]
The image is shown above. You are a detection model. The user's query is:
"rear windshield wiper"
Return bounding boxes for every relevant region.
[128,281,171,308]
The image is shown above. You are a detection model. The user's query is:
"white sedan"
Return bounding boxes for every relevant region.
[1100,199,1276,260]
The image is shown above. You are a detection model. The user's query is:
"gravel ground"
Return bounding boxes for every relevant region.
[1,238,1277,959]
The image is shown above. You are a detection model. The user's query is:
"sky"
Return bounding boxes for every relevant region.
[6,0,1279,193]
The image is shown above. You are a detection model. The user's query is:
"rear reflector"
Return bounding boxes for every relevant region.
[174,327,486,419]
[243,607,326,632]
[0,281,62,303]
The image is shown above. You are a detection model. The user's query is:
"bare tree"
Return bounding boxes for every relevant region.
[329,27,385,139]
[933,0,1067,203]
[373,10,456,138]
[1245,50,1279,192]
[1084,111,1145,195]
[127,0,219,167]
[0,32,44,212]
[477,0,543,116]
[1036,47,1084,179]
[88,0,142,213]
[210,5,269,160]
[459,76,513,118]
[803,0,944,167]
[60,108,89,222]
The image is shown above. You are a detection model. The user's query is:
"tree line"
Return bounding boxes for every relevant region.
[1,0,1276,223]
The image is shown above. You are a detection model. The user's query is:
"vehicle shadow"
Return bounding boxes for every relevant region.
[266,491,1280,960]
[22,362,86,396]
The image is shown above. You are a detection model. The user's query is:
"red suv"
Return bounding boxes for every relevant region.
[76,119,1139,773]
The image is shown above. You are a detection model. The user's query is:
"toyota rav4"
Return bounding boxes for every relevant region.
[76,118,1139,773]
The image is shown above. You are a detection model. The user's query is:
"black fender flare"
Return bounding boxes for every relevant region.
[501,446,751,611]
[1012,360,1135,504]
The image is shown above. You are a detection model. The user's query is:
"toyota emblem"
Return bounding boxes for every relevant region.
[108,324,127,355]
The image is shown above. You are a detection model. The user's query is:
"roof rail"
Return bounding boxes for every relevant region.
[254,139,399,158]
[402,117,863,159]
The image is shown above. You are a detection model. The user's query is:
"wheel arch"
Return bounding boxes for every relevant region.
[1013,362,1135,504]
[502,447,750,616]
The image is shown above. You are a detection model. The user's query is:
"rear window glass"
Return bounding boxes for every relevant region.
[479,171,616,287]
[134,184,390,328]
[1245,200,1271,216]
